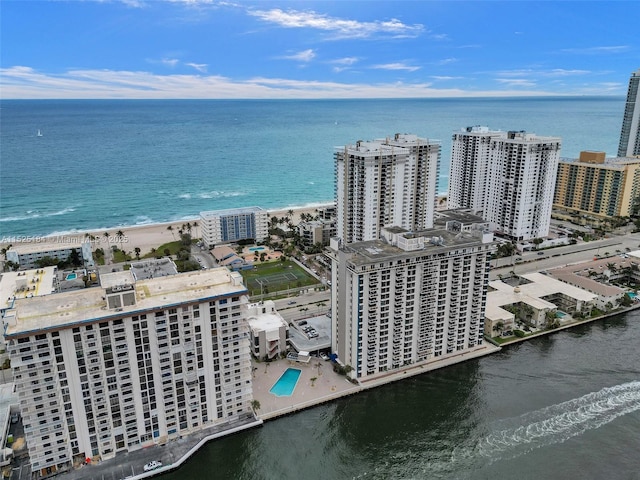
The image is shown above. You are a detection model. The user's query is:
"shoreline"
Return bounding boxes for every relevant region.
[0,203,336,256]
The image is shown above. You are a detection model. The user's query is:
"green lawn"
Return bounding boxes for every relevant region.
[240,260,318,296]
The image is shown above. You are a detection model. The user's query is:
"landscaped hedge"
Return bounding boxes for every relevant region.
[514,329,526,338]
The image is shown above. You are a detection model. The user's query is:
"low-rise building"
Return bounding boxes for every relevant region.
[6,241,94,269]
[486,272,597,334]
[246,301,289,360]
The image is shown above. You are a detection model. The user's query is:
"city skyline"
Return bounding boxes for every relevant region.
[1,1,638,99]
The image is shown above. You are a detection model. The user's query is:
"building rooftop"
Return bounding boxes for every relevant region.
[8,268,247,336]
[0,267,57,310]
[343,227,491,267]
[129,258,178,280]
[7,240,88,255]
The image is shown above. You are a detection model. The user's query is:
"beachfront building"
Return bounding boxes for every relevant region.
[554,151,640,220]
[200,207,269,248]
[246,300,289,360]
[335,134,440,245]
[297,219,336,250]
[327,217,494,382]
[449,127,561,241]
[618,68,640,158]
[5,241,94,270]
[7,268,254,476]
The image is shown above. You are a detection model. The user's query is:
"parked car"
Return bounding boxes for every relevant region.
[144,461,162,472]
[10,413,19,424]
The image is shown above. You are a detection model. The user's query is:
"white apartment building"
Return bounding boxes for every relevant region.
[449,127,561,241]
[618,68,640,158]
[246,300,289,360]
[335,133,440,244]
[7,268,254,477]
[327,219,494,381]
[200,207,269,248]
[6,241,94,269]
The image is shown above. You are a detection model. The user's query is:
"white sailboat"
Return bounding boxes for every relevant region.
[37,129,43,137]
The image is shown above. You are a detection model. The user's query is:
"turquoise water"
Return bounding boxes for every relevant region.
[0,97,624,238]
[269,368,301,397]
[628,292,637,299]
[65,273,77,280]
[556,311,566,318]
[249,247,265,252]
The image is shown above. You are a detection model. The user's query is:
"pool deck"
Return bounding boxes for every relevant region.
[251,343,500,420]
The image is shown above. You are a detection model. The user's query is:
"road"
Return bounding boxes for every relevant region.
[491,232,640,280]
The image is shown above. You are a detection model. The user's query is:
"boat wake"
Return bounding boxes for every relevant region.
[384,381,640,479]
[474,380,640,461]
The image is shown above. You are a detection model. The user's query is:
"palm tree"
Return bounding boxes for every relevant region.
[134,247,141,260]
[250,399,261,413]
[310,377,317,387]
[317,302,326,313]
[167,225,176,240]
[116,230,125,251]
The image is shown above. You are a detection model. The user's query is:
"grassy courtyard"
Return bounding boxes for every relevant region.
[240,259,319,296]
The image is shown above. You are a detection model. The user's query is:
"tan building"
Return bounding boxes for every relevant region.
[554,151,640,219]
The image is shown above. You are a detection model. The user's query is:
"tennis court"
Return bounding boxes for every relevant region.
[241,260,318,295]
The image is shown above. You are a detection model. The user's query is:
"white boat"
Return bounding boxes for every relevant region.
[37,129,43,137]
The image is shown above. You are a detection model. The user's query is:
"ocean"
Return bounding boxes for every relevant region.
[0,97,624,239]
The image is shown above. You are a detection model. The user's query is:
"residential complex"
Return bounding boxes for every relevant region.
[6,241,94,270]
[7,268,253,477]
[449,127,561,241]
[328,217,494,381]
[200,207,269,248]
[554,151,640,219]
[335,134,440,244]
[618,68,640,158]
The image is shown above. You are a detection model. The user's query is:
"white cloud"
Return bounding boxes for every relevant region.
[371,63,421,72]
[161,58,180,68]
[560,45,629,54]
[247,8,424,40]
[279,49,316,62]
[496,78,537,87]
[0,66,618,100]
[186,63,208,73]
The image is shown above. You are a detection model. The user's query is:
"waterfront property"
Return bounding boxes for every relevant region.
[554,151,640,221]
[269,368,302,397]
[618,68,640,158]
[485,272,597,334]
[5,241,94,269]
[200,206,269,248]
[335,133,440,245]
[328,216,495,382]
[449,127,561,241]
[7,268,254,477]
[246,300,289,360]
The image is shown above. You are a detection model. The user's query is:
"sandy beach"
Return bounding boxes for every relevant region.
[1,204,335,257]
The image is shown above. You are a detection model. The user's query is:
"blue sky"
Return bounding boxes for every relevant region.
[1,0,638,99]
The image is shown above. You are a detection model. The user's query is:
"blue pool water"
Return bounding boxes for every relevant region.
[628,292,637,299]
[269,368,301,397]
[556,311,566,318]
[66,273,77,280]
[249,247,265,252]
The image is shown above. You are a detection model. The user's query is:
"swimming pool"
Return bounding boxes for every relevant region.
[66,273,77,281]
[269,368,301,397]
[556,311,566,318]
[249,246,265,252]
[628,292,637,299]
